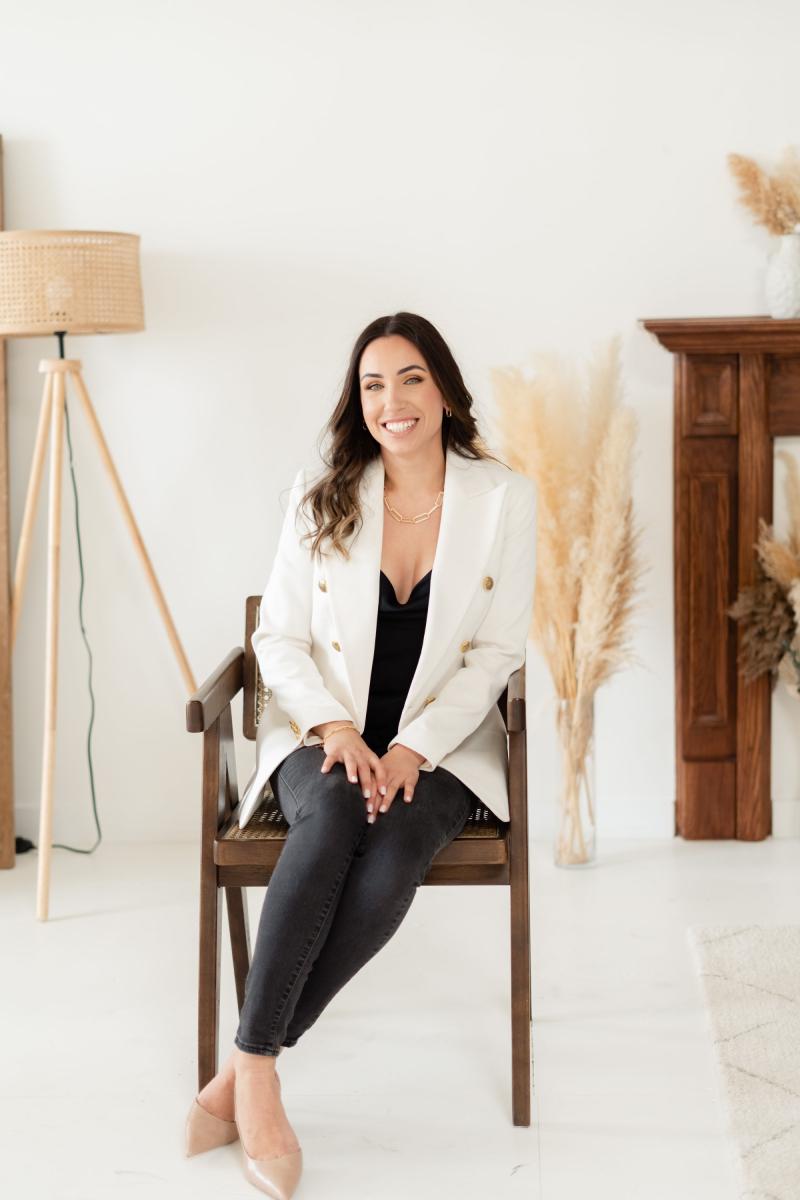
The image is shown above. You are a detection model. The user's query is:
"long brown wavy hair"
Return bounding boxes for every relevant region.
[296,311,508,561]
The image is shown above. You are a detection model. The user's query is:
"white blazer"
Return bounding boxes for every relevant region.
[238,445,537,827]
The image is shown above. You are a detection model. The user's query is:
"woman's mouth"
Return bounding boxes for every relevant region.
[381,417,419,436]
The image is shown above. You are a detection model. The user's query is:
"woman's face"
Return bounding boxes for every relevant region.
[359,334,447,458]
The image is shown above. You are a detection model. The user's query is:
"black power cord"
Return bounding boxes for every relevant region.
[16,330,102,856]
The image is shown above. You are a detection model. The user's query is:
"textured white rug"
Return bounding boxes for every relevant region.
[687,926,800,1199]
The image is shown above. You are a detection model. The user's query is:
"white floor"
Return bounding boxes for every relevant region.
[2,835,795,1199]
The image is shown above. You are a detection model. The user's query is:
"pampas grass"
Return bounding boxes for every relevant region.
[727,145,800,236]
[728,450,800,695]
[491,335,647,864]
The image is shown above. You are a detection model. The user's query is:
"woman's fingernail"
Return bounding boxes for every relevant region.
[350,775,357,782]
[405,796,412,803]
[368,814,375,823]
[367,803,373,812]
[363,790,371,799]
[379,804,387,812]
[380,786,387,795]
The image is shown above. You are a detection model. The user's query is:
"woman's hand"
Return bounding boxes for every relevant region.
[320,728,387,816]
[319,733,426,821]
[370,744,426,818]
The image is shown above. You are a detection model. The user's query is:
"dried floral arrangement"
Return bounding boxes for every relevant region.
[727,145,800,236]
[491,335,648,863]
[728,450,800,697]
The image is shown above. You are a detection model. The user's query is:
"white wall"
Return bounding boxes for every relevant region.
[4,0,799,846]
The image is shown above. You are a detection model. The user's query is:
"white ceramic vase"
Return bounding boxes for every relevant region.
[765,222,800,318]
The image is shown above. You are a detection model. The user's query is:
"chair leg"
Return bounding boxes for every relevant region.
[507,669,532,1127]
[510,842,533,1126]
[226,886,251,1012]
[198,867,222,1092]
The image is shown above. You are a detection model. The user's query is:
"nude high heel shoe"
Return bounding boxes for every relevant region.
[184,1095,240,1156]
[234,1069,303,1200]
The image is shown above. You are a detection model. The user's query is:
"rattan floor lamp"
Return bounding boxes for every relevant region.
[0,230,197,920]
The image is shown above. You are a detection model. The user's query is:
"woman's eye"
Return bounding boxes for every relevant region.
[366,377,421,391]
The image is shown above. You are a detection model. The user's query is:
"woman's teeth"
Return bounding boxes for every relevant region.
[383,418,418,434]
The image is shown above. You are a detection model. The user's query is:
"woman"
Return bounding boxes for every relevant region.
[185,311,537,1197]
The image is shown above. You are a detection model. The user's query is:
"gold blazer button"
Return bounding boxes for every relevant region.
[289,719,300,735]
[331,640,341,651]
[318,579,327,591]
[424,695,436,707]
[482,575,494,590]
[460,639,471,653]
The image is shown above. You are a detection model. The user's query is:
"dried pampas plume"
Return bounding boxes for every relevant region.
[727,554,794,687]
[491,337,648,864]
[491,334,647,705]
[727,145,800,236]
[727,449,800,690]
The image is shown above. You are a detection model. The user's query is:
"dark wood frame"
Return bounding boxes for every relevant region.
[186,595,533,1126]
[642,316,800,841]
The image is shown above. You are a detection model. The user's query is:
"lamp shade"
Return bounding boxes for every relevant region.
[0,230,145,337]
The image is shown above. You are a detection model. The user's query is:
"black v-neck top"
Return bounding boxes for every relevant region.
[361,569,432,756]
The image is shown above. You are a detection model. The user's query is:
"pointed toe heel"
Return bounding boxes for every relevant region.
[241,1145,303,1200]
[234,1068,303,1198]
[184,1096,240,1157]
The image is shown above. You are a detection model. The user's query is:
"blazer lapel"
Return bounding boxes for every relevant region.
[323,445,507,727]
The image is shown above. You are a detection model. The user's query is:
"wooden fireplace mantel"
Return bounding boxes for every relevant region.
[641,315,800,841]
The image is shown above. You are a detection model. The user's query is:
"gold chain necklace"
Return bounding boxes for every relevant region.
[383,488,444,524]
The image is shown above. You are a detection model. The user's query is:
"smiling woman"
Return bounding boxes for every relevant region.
[237,310,534,821]
[191,311,537,1196]
[361,358,437,446]
[294,311,500,564]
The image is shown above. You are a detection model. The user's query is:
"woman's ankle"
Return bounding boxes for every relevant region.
[233,1044,279,1070]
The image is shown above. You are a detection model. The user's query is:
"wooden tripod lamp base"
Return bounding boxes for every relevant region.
[12,359,197,920]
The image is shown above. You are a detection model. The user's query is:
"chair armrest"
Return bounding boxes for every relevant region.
[185,647,245,733]
[505,664,526,733]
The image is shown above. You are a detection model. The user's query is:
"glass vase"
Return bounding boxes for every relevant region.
[553,694,596,867]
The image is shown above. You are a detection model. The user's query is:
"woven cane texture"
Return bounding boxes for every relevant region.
[227,781,505,841]
[255,674,272,727]
[0,230,144,336]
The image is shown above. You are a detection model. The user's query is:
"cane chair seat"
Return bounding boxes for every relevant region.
[225,784,506,840]
[215,784,509,870]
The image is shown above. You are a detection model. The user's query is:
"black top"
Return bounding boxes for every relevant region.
[361,569,432,756]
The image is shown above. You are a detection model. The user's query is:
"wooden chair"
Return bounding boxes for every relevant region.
[185,595,533,1126]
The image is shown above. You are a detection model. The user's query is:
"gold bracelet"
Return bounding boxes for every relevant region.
[321,722,356,745]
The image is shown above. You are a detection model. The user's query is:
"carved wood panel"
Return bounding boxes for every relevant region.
[643,317,800,840]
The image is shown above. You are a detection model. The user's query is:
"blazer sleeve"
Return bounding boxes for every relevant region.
[387,473,537,770]
[252,465,355,744]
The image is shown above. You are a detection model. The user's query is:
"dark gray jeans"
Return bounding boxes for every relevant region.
[233,743,475,1056]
